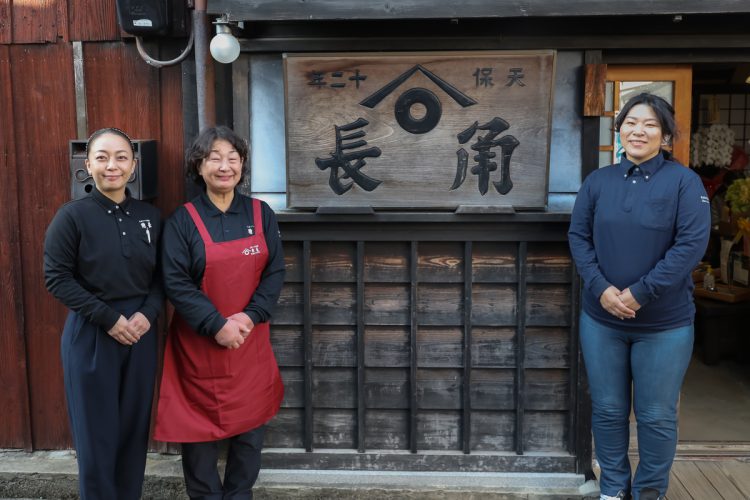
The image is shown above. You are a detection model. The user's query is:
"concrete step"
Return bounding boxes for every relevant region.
[0,450,594,499]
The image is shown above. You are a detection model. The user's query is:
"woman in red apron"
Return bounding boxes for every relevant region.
[154,126,285,499]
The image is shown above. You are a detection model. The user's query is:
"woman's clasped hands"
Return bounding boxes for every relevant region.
[600,285,641,320]
[214,312,255,349]
[107,312,151,345]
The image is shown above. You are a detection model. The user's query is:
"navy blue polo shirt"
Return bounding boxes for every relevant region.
[568,152,711,331]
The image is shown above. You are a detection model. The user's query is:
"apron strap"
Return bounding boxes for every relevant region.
[251,198,264,238]
[184,202,213,245]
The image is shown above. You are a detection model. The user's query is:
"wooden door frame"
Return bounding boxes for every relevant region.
[605,65,693,166]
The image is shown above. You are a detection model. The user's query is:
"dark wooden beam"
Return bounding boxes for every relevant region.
[303,241,313,452]
[209,1,750,20]
[514,241,527,455]
[567,264,581,456]
[356,241,366,453]
[462,241,472,454]
[239,34,750,53]
[409,241,418,454]
[581,51,602,180]
[583,64,607,117]
[262,450,577,472]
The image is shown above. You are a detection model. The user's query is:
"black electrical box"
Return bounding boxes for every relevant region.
[116,0,170,36]
[70,140,158,201]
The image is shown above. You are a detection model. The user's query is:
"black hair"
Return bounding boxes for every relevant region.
[614,93,678,152]
[185,126,249,190]
[85,128,134,157]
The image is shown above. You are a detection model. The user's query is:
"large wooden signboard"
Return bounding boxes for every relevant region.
[284,51,556,210]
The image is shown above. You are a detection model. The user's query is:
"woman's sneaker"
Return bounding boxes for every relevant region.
[601,492,626,500]
[639,487,664,500]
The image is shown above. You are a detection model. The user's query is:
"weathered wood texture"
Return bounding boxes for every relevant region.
[68,0,119,41]
[623,458,750,500]
[209,0,750,20]
[1,33,184,450]
[285,51,555,209]
[0,45,32,450]
[583,63,607,117]
[268,223,581,470]
[9,0,61,44]
[1,0,129,44]
[0,2,11,44]
[84,43,161,140]
[11,42,79,450]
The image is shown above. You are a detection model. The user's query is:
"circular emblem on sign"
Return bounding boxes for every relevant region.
[394,87,442,134]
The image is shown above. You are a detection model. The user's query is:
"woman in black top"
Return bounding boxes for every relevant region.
[154,126,285,500]
[44,128,162,500]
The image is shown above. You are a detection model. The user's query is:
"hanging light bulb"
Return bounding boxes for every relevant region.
[210,16,240,64]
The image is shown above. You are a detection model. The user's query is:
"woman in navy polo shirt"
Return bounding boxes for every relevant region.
[569,93,710,500]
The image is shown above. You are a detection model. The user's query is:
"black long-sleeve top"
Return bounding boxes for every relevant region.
[161,191,285,337]
[44,188,163,331]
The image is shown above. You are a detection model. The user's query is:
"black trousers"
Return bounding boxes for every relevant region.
[61,298,157,500]
[181,426,266,500]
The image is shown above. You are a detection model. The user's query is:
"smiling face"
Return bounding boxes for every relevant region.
[86,133,136,202]
[198,139,244,196]
[619,103,665,164]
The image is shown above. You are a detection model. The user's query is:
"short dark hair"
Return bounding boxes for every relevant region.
[86,128,134,157]
[614,92,678,147]
[186,126,249,190]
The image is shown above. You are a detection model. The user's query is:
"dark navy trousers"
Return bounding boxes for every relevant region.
[61,297,157,500]
[181,426,265,500]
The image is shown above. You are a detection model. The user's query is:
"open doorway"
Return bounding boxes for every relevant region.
[679,62,750,448]
[598,63,750,451]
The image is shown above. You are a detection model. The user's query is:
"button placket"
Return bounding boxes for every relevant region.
[622,170,641,213]
[113,205,132,258]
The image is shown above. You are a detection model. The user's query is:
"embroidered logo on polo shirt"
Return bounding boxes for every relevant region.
[139,219,152,244]
[246,225,255,235]
[242,245,260,256]
[700,195,709,204]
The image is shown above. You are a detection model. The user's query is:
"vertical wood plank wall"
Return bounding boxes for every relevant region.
[263,219,582,472]
[0,1,185,450]
[0,44,33,450]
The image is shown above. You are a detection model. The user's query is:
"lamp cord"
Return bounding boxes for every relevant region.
[135,27,195,68]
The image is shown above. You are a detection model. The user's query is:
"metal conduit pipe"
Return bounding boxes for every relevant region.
[193,0,215,130]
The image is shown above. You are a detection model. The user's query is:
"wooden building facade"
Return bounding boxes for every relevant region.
[0,0,189,452]
[3,0,750,480]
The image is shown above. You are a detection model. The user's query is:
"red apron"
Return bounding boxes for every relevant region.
[154,198,284,442]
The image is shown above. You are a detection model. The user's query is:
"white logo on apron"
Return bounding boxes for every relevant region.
[242,245,260,256]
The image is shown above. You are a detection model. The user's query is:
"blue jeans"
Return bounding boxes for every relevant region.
[579,311,693,500]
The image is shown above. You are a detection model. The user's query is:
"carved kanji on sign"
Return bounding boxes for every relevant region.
[451,117,520,195]
[315,118,382,195]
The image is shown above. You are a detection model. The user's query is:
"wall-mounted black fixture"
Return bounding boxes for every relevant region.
[116,0,171,36]
[116,0,195,68]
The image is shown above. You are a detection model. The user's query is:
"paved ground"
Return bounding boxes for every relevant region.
[0,450,591,499]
